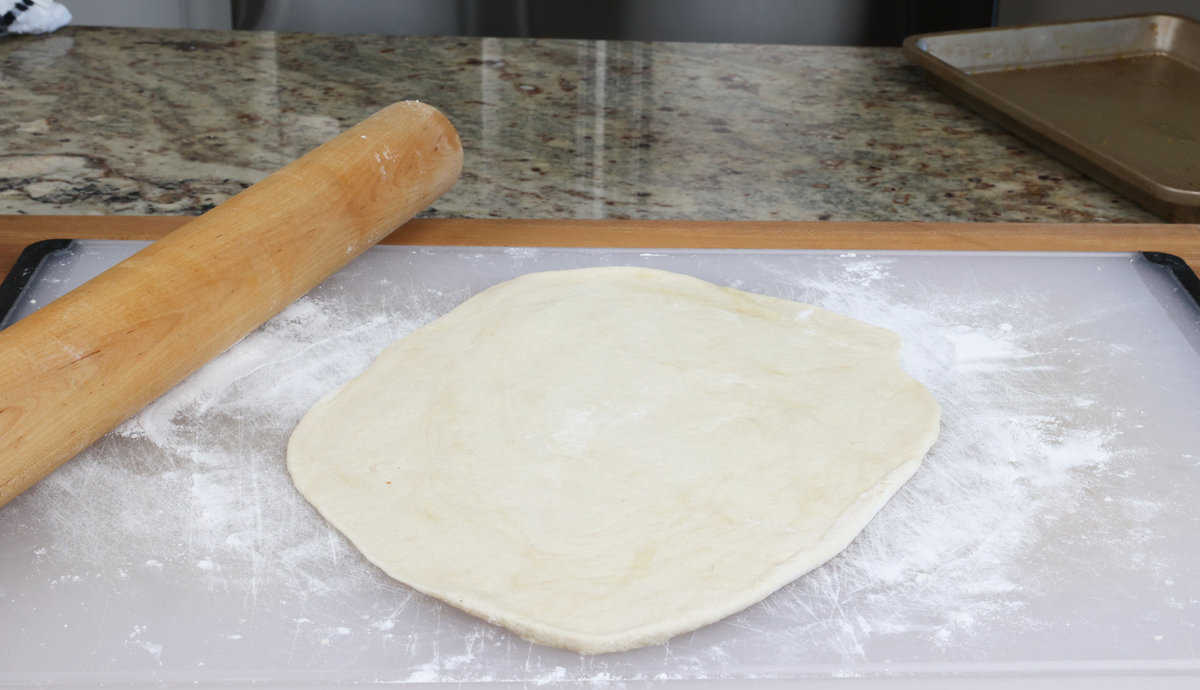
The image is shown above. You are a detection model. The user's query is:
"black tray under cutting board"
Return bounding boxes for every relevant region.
[904,13,1200,222]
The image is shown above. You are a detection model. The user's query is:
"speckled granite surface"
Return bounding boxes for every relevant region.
[0,27,1160,222]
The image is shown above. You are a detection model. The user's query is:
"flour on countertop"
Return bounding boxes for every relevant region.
[4,247,1190,684]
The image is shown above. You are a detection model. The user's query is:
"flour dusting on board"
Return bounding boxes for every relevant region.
[733,257,1122,658]
[5,247,1190,684]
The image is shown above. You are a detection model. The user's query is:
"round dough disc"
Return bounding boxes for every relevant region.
[287,266,940,654]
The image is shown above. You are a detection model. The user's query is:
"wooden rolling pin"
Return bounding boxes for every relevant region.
[0,101,463,508]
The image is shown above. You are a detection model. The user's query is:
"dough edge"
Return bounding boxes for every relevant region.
[290,435,934,654]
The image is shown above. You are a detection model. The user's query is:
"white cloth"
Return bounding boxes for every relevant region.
[2,0,71,35]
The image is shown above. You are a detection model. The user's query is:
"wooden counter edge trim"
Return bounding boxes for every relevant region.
[3,216,1200,275]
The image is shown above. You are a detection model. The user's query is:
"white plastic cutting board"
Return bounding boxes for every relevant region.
[2,242,1199,687]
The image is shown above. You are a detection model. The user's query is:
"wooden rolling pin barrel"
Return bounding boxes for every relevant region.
[0,101,464,508]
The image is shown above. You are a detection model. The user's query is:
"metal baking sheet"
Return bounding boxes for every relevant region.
[903,13,1200,222]
[2,241,1200,687]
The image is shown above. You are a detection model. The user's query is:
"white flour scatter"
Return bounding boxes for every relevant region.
[504,246,541,261]
[4,249,1179,684]
[16,289,433,602]
[125,625,164,665]
[728,257,1126,659]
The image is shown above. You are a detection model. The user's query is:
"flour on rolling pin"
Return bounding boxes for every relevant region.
[5,246,1194,683]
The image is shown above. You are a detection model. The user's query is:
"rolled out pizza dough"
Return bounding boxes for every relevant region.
[287,266,940,654]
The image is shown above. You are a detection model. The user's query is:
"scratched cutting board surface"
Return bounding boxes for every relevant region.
[2,241,1200,687]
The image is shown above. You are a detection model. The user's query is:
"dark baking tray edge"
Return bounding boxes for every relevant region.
[902,21,1200,224]
[1144,252,1200,309]
[0,239,71,330]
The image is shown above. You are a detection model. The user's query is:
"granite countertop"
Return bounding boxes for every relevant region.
[0,26,1160,223]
